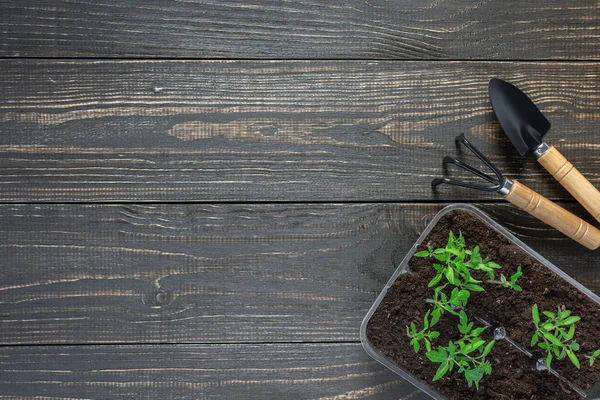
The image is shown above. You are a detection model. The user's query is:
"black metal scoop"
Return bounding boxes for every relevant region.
[489,78,600,223]
[488,78,550,156]
[432,133,508,194]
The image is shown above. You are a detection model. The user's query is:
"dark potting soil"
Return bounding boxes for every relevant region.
[365,210,600,400]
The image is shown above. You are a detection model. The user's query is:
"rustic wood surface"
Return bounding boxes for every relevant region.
[2,60,600,202]
[0,203,598,346]
[2,1,600,399]
[1,0,599,60]
[0,344,420,400]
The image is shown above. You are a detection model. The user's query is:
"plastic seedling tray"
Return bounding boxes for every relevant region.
[360,204,600,399]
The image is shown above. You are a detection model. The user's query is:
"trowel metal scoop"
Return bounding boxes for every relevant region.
[489,78,600,222]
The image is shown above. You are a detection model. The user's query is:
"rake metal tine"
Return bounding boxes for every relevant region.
[431,176,501,192]
[442,156,497,184]
[454,133,504,183]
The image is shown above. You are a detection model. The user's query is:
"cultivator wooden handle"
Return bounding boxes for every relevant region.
[537,145,600,223]
[504,180,600,250]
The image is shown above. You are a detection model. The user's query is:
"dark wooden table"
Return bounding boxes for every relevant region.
[1,1,600,399]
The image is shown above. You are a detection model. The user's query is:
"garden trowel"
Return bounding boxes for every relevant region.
[489,78,600,222]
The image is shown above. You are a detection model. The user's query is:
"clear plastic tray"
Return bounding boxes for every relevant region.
[360,203,600,400]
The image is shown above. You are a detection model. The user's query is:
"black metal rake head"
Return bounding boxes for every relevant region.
[432,133,506,193]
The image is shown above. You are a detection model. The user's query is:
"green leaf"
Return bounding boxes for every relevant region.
[552,344,560,357]
[433,248,446,254]
[457,290,470,302]
[433,360,450,381]
[461,343,473,354]
[428,331,440,339]
[559,348,566,359]
[566,349,580,369]
[544,332,560,347]
[448,231,456,245]
[483,361,492,375]
[465,284,485,292]
[590,349,600,366]
[446,247,460,256]
[560,316,581,326]
[445,268,455,285]
[488,262,502,270]
[471,338,485,351]
[571,341,580,351]
[513,284,522,292]
[428,273,443,287]
[464,367,483,389]
[430,308,441,326]
[414,250,431,257]
[461,340,484,355]
[412,339,420,353]
[434,253,448,262]
[531,333,539,347]
[426,350,445,363]
[543,323,554,331]
[546,353,553,370]
[423,310,430,329]
[539,342,548,350]
[425,339,432,352]
[481,340,495,357]
[458,324,470,335]
[511,266,523,283]
[532,304,540,324]
[500,274,507,284]
[543,311,555,319]
[447,341,457,357]
[459,310,468,327]
[566,324,575,340]
[471,326,487,337]
[433,285,446,297]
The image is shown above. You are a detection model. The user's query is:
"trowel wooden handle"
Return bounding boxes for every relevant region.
[504,180,600,250]
[537,145,600,222]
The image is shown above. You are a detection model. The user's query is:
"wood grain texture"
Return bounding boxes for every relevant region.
[1,1,599,60]
[0,202,598,345]
[0,343,421,400]
[2,60,600,201]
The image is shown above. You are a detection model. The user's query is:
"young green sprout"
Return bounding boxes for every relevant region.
[531,304,581,370]
[407,284,464,354]
[415,232,504,297]
[590,349,600,366]
[487,266,523,292]
[409,231,524,391]
[406,310,440,352]
[426,310,495,389]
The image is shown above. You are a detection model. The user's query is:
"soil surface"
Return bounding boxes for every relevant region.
[365,210,600,399]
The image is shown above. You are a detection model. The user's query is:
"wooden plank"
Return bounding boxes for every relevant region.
[2,60,600,202]
[1,1,599,60]
[0,343,419,400]
[0,202,598,345]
